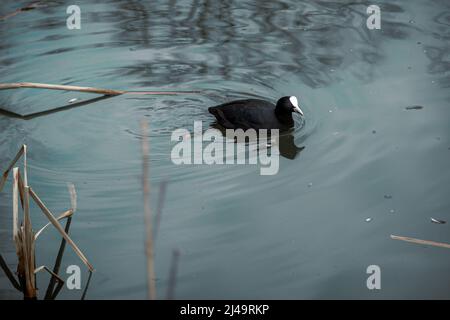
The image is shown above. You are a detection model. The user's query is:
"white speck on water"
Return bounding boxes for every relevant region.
[307,182,313,188]
[365,218,372,223]
[329,110,333,113]
[68,98,78,103]
[389,209,395,214]
[431,217,446,224]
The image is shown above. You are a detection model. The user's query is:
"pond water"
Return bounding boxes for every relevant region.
[0,0,449,299]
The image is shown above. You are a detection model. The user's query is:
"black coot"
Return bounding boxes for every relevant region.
[208,96,304,131]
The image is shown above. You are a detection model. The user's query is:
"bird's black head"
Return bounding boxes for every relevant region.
[275,96,304,116]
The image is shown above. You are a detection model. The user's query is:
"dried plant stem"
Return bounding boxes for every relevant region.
[34,209,73,240]
[0,145,24,193]
[1,145,93,299]
[21,186,36,299]
[0,82,125,96]
[44,216,72,300]
[29,188,94,271]
[0,82,199,96]
[391,235,450,249]
[141,120,156,300]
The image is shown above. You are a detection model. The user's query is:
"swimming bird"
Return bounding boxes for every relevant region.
[208,96,304,131]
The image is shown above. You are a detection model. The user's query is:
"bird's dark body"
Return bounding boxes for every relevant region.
[208,99,294,131]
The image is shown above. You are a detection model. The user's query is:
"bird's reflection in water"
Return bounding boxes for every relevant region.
[211,123,305,160]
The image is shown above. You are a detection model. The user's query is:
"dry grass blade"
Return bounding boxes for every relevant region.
[68,183,77,213]
[44,216,72,300]
[141,120,156,300]
[21,186,36,299]
[35,265,65,299]
[0,145,24,192]
[29,187,94,271]
[391,235,450,249]
[23,145,28,186]
[12,168,19,246]
[34,265,64,283]
[35,184,76,239]
[34,209,73,240]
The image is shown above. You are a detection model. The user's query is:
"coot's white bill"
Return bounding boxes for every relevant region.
[289,96,304,116]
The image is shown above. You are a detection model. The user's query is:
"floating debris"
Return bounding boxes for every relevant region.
[389,209,395,214]
[391,235,450,249]
[365,218,372,223]
[307,182,313,188]
[384,195,392,199]
[431,218,446,224]
[405,105,423,110]
[68,98,79,104]
[372,130,377,134]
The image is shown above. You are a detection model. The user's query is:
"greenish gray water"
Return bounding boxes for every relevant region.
[0,0,449,299]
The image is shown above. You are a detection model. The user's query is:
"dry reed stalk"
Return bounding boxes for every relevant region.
[29,188,94,271]
[34,210,73,240]
[141,120,156,300]
[44,183,77,299]
[34,265,64,284]
[0,145,24,192]
[1,145,93,299]
[0,82,125,96]
[391,235,450,249]
[0,82,199,96]
[20,186,36,299]
[44,216,72,300]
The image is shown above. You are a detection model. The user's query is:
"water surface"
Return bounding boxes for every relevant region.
[0,0,449,299]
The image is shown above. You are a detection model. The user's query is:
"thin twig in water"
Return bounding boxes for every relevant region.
[391,235,450,249]
[0,82,199,95]
[0,1,42,21]
[141,120,156,300]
